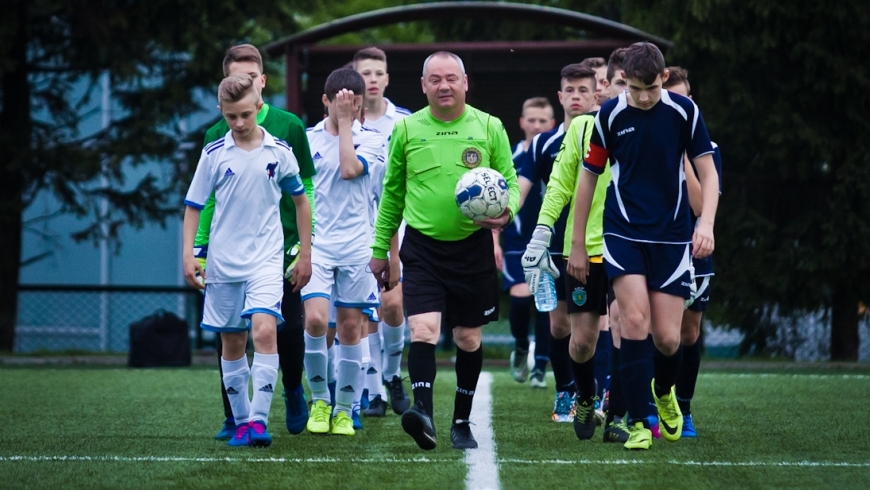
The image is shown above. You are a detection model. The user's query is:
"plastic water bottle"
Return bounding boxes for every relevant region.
[534,271,558,312]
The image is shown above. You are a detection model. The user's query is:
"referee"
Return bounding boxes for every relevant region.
[369,51,520,450]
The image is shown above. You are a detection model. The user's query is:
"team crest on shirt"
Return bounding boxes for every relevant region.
[265,162,278,179]
[462,147,482,168]
[572,288,587,307]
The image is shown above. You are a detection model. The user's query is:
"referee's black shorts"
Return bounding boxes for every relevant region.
[400,225,499,328]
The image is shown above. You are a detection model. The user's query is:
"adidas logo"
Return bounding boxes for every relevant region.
[224,167,235,177]
[367,292,377,301]
[258,383,273,393]
[310,375,325,383]
[313,152,322,160]
[226,387,239,395]
[366,367,378,374]
[339,385,355,393]
[353,144,361,150]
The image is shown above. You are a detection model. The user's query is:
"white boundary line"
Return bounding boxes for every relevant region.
[699,373,870,380]
[465,371,500,490]
[1,456,868,468]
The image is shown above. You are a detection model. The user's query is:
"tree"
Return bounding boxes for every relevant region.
[622,0,870,359]
[0,0,308,351]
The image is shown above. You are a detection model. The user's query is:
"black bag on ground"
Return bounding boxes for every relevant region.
[128,309,191,367]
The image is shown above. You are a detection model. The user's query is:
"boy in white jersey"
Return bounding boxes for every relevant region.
[182,73,310,447]
[353,47,413,417]
[302,68,385,436]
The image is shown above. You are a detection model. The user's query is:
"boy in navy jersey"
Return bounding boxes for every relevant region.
[571,42,719,450]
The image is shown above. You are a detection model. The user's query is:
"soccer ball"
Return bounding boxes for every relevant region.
[454,167,509,221]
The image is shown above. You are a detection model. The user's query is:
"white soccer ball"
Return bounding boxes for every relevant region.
[454,167,510,221]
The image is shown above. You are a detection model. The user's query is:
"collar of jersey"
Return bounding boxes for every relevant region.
[257,103,270,125]
[425,104,469,125]
[310,118,362,135]
[223,126,276,149]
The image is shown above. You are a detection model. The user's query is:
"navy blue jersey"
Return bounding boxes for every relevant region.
[583,91,714,243]
[691,142,722,276]
[502,143,539,252]
[517,124,569,255]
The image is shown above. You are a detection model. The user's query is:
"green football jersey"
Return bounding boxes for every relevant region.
[372,105,520,259]
[537,114,611,256]
[195,103,315,268]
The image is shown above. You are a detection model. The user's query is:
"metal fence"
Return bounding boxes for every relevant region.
[15,285,205,354]
[13,285,870,360]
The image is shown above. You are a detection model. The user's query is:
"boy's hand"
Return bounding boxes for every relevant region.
[692,222,714,259]
[566,245,590,284]
[335,89,358,122]
[183,255,205,290]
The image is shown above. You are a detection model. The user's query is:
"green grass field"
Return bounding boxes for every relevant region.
[2,365,869,489]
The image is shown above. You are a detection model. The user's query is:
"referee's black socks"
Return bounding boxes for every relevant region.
[408,342,437,416]
[453,344,483,423]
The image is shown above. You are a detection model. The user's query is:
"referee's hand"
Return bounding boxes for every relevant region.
[369,258,391,291]
[474,208,511,230]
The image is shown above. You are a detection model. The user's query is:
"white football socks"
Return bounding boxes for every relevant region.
[249,352,279,424]
[334,342,362,416]
[304,331,329,403]
[221,355,251,425]
[382,320,406,379]
[366,333,386,401]
[354,336,370,410]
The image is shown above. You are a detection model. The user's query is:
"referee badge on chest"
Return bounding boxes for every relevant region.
[462,147,482,168]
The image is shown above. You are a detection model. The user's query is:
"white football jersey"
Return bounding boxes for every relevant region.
[185,127,303,282]
[362,98,411,141]
[307,119,385,266]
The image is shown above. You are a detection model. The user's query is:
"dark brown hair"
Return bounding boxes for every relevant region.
[606,47,629,82]
[623,42,666,85]
[662,66,690,95]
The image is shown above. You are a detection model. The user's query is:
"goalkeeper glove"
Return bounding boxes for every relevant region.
[521,225,560,293]
[284,242,302,280]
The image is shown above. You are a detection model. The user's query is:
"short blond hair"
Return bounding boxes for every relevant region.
[522,97,553,116]
[218,73,257,104]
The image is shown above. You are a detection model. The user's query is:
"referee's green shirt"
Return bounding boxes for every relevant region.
[372,105,520,260]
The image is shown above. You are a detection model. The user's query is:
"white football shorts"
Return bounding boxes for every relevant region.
[201,272,284,332]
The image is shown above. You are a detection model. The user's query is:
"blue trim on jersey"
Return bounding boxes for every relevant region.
[192,245,208,258]
[184,199,205,210]
[328,322,337,329]
[360,126,380,133]
[241,308,286,325]
[334,301,381,309]
[357,155,369,176]
[280,174,305,195]
[302,292,331,302]
[205,141,225,155]
[275,140,292,152]
[201,322,249,333]
[395,106,412,115]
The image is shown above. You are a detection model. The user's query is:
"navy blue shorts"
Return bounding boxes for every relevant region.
[603,235,693,299]
[687,275,712,312]
[501,251,525,290]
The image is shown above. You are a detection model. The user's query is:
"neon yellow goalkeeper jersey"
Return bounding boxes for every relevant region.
[536,114,611,257]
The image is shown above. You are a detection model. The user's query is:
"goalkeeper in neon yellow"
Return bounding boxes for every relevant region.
[521,65,614,443]
[196,44,316,441]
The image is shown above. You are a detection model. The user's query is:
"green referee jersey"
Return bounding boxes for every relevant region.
[194,103,316,268]
[537,114,611,257]
[372,105,520,259]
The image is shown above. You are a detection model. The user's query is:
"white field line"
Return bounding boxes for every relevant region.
[465,371,499,490]
[699,373,870,380]
[1,456,868,468]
